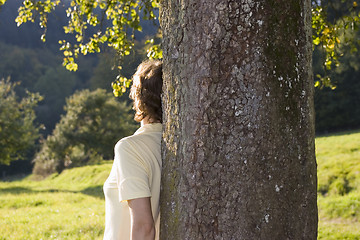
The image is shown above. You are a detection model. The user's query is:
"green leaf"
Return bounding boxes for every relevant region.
[313,37,321,45]
[41,34,46,42]
[314,81,320,88]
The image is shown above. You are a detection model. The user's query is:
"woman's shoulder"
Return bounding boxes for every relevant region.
[115,135,135,150]
[114,133,147,151]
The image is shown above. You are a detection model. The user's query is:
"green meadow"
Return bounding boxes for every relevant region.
[0,130,359,239]
[317,130,360,239]
[0,164,112,239]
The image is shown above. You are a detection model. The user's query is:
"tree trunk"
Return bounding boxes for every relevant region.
[160,0,317,239]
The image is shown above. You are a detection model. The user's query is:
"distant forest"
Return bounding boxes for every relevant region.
[0,0,359,175]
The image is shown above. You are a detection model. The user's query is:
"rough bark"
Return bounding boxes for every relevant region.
[160,0,317,239]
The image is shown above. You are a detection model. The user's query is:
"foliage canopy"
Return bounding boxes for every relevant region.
[312,0,360,88]
[0,0,160,97]
[0,0,358,91]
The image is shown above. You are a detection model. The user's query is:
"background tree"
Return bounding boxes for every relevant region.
[33,89,137,176]
[0,78,42,165]
[313,1,360,133]
[314,29,360,132]
[160,0,317,238]
[0,41,96,135]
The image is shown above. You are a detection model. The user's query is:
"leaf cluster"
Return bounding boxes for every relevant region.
[312,0,360,88]
[1,0,160,96]
[145,36,162,59]
[13,0,158,74]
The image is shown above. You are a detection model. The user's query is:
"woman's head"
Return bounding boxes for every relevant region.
[130,59,163,123]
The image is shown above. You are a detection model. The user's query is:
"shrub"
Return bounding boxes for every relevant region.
[0,78,42,165]
[33,89,137,176]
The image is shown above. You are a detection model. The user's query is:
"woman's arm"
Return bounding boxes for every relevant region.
[128,197,155,240]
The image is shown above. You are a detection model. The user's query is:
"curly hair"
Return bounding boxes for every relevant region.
[129,59,163,123]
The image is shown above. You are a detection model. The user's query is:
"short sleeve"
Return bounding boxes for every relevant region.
[114,139,151,202]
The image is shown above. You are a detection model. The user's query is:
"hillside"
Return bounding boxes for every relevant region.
[0,130,359,239]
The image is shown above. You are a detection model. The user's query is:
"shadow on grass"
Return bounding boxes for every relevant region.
[81,185,104,199]
[1,173,30,182]
[316,128,360,138]
[0,186,32,194]
[0,185,104,199]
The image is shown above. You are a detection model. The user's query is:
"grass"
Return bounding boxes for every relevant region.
[0,130,359,239]
[0,162,112,240]
[316,129,360,239]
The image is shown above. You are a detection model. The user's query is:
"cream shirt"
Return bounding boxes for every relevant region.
[103,123,162,240]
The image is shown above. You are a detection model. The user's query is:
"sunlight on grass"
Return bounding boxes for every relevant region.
[0,163,112,239]
[316,130,360,239]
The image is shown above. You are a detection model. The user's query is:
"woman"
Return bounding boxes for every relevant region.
[103,60,163,240]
